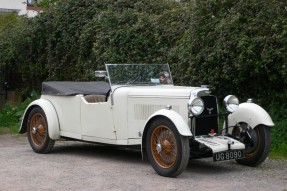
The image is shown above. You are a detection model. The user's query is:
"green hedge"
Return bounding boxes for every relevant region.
[171,0,287,107]
[1,0,188,96]
[1,0,286,106]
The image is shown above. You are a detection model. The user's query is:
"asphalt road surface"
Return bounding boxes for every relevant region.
[0,134,286,191]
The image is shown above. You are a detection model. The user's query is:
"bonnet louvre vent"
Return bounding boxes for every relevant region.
[134,104,179,120]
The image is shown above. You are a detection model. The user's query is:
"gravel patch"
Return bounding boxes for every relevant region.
[0,134,286,191]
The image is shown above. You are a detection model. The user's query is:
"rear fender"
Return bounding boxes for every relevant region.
[228,103,274,130]
[19,99,60,140]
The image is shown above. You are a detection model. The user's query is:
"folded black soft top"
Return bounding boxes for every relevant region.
[42,81,110,96]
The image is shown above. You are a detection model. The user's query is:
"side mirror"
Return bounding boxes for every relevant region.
[95,70,107,78]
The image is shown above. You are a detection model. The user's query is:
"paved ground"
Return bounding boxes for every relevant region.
[0,134,287,191]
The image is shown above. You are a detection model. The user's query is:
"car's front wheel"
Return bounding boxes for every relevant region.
[27,107,55,153]
[232,123,271,166]
[146,118,190,177]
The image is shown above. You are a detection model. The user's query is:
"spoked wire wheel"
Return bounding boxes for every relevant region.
[151,125,177,168]
[232,122,259,156]
[146,118,190,177]
[232,122,270,166]
[27,107,55,153]
[29,112,47,148]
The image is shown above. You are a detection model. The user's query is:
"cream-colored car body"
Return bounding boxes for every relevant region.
[19,85,274,150]
[20,99,60,140]
[20,85,198,145]
[228,102,274,131]
[19,64,275,178]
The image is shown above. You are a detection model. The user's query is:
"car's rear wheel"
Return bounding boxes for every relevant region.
[146,118,190,177]
[27,107,55,153]
[232,123,270,166]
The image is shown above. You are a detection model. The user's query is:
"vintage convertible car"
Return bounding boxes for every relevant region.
[19,64,274,177]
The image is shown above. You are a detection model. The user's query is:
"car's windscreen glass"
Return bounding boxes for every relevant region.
[106,64,173,86]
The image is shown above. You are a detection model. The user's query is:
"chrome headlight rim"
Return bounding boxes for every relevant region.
[223,95,239,113]
[188,97,204,116]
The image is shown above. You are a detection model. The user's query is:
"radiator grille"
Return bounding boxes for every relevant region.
[195,96,219,136]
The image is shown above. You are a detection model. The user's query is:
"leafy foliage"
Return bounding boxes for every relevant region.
[0,91,39,133]
[0,0,187,97]
[35,0,59,8]
[1,0,286,104]
[268,104,287,158]
[171,0,287,107]
[0,12,18,30]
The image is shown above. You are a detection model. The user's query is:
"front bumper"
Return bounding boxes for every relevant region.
[195,135,245,153]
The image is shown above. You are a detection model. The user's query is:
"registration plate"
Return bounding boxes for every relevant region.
[213,150,244,162]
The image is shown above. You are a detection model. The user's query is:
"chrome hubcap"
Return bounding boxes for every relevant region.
[156,143,162,153]
[32,127,37,134]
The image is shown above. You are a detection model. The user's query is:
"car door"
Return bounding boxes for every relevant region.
[80,96,116,141]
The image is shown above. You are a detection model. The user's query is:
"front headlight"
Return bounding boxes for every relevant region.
[188,97,204,116]
[223,95,239,113]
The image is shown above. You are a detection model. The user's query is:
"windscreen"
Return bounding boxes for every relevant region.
[106,64,173,86]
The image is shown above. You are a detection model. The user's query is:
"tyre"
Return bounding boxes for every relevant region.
[232,123,271,166]
[146,118,190,177]
[27,107,55,153]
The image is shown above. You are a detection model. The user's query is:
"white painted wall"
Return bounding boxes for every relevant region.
[0,0,38,17]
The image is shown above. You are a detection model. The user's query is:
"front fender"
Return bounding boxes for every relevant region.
[19,99,60,140]
[144,109,192,137]
[141,109,191,160]
[228,103,274,129]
